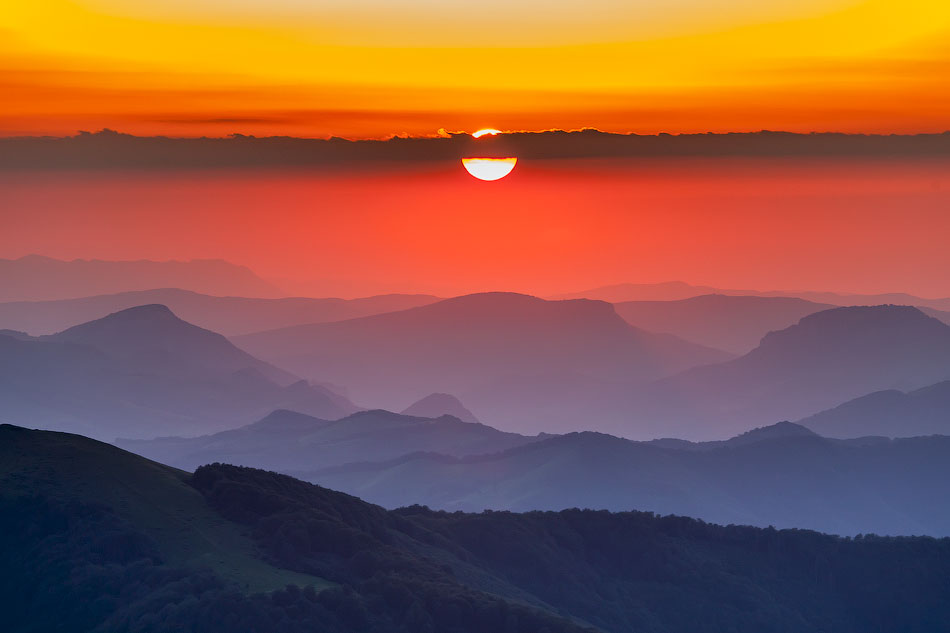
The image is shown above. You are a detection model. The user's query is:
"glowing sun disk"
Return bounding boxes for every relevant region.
[461,157,517,181]
[472,128,503,138]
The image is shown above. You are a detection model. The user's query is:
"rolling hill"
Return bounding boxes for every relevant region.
[6,423,950,633]
[628,305,950,439]
[555,280,950,311]
[234,292,732,433]
[0,305,358,439]
[401,392,480,422]
[306,422,950,536]
[800,379,950,438]
[118,408,542,472]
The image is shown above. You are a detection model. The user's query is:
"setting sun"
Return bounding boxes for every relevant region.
[461,157,518,181]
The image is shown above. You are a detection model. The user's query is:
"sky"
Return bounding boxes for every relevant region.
[3,0,950,137]
[2,158,949,298]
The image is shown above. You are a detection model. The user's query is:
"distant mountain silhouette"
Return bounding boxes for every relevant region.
[234,292,732,433]
[552,281,727,302]
[557,281,950,311]
[0,254,282,301]
[11,424,950,633]
[48,304,296,385]
[5,129,950,170]
[629,305,950,438]
[800,380,950,438]
[0,287,440,336]
[613,294,834,353]
[308,422,950,536]
[401,393,479,423]
[0,305,358,439]
[119,408,540,472]
[920,306,950,325]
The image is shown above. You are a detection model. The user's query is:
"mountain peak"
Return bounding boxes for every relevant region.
[726,421,818,446]
[401,392,480,423]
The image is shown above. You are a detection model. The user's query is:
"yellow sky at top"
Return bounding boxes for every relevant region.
[3,0,950,136]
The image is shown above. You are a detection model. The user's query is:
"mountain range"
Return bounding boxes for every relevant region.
[0,304,358,439]
[627,305,950,438]
[800,379,950,438]
[305,421,950,536]
[557,281,950,311]
[0,254,284,301]
[118,408,541,472]
[0,287,439,336]
[234,292,733,433]
[6,423,950,633]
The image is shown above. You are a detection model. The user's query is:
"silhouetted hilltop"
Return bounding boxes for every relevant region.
[5,129,950,169]
[47,304,295,385]
[234,292,732,433]
[401,392,479,423]
[0,254,282,301]
[0,306,359,439]
[7,423,950,633]
[119,408,539,472]
[800,380,950,438]
[0,287,440,336]
[558,281,950,311]
[633,305,950,438]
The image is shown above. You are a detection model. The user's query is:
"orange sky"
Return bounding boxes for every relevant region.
[3,0,950,137]
[2,159,949,297]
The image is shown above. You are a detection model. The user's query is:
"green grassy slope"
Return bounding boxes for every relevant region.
[0,424,331,594]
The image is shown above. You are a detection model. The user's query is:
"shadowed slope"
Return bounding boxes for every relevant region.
[6,423,950,633]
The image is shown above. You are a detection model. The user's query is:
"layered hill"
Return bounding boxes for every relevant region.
[0,305,358,439]
[613,294,833,353]
[308,422,950,536]
[630,305,950,438]
[0,288,440,336]
[235,292,732,433]
[6,423,950,633]
[556,280,950,311]
[401,392,479,423]
[800,380,950,438]
[118,408,541,472]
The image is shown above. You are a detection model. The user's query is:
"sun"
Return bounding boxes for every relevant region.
[462,157,518,181]
[472,128,503,138]
[462,129,517,181]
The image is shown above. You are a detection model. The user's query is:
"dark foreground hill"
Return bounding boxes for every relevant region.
[308,423,950,536]
[5,424,950,633]
[0,305,359,439]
